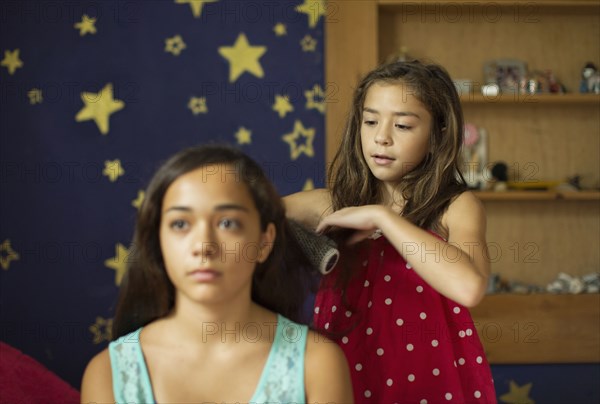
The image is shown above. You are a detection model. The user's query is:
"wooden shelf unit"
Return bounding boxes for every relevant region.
[325,0,600,364]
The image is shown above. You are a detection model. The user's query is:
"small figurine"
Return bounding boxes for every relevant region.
[580,62,600,94]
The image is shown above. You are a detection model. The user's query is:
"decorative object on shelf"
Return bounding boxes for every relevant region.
[580,62,600,94]
[489,161,508,192]
[483,59,527,94]
[546,272,600,294]
[481,83,499,97]
[453,78,474,96]
[461,123,488,189]
[523,69,566,94]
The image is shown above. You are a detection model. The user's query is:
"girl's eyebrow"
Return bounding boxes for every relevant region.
[164,204,249,213]
[363,107,421,119]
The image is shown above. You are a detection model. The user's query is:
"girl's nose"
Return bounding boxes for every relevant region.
[374,124,392,145]
[191,225,218,258]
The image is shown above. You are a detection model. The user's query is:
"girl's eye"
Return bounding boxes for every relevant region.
[170,219,189,231]
[395,124,412,130]
[218,218,241,230]
[363,120,377,126]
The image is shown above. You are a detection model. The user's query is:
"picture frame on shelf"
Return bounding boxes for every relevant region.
[483,59,527,94]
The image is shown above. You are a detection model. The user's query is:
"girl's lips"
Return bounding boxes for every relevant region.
[373,155,395,166]
[188,269,221,282]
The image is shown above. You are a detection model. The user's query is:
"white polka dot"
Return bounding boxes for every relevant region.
[458,357,465,365]
[384,275,391,282]
[355,363,362,371]
[324,322,329,329]
[364,280,370,287]
[453,306,460,314]
[314,306,320,314]
[396,318,404,326]
[380,250,384,256]
[385,298,392,305]
[431,339,439,347]
[368,301,372,308]
[377,348,384,356]
[364,390,371,398]
[466,328,473,336]
[331,305,337,312]
[342,336,349,344]
[386,378,393,386]
[362,260,368,267]
[416,285,424,293]
[474,390,481,398]
[420,400,428,404]
[432,368,440,376]
[345,310,352,317]
[459,330,466,338]
[406,262,412,269]
[445,393,453,400]
[420,312,427,320]
[366,327,373,335]
[476,356,483,364]
[408,374,415,382]
[406,344,414,351]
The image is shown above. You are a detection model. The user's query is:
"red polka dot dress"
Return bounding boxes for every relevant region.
[313,235,497,404]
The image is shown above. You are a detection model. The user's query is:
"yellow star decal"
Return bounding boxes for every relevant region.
[175,0,218,18]
[165,34,187,56]
[28,88,43,105]
[104,243,130,286]
[273,23,287,36]
[74,15,97,36]
[282,120,315,160]
[103,159,125,182]
[235,127,252,145]
[296,0,326,28]
[499,380,535,404]
[1,49,24,75]
[305,84,325,113]
[218,33,266,83]
[0,239,20,270]
[188,96,208,115]
[89,316,113,344]
[75,83,125,135]
[132,190,145,209]
[303,179,315,191]
[300,35,317,52]
[273,94,294,118]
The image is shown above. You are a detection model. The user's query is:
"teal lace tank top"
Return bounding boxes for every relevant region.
[108,314,308,403]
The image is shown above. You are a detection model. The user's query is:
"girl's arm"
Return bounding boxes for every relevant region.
[304,331,354,403]
[316,191,489,308]
[80,348,115,403]
[283,188,332,230]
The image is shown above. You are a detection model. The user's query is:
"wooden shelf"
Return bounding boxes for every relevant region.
[475,191,600,201]
[460,93,600,105]
[471,294,600,364]
[379,0,600,8]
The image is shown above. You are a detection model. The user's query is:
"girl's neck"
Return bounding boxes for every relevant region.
[380,182,405,213]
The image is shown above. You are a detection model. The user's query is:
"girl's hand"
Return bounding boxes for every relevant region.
[316,205,389,244]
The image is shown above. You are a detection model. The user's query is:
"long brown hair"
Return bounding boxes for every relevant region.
[329,59,466,234]
[112,145,313,338]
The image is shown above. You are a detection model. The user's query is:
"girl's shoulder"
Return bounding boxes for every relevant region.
[80,347,114,402]
[284,188,333,230]
[441,190,486,235]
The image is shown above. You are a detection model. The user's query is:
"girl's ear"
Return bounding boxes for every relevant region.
[257,222,276,263]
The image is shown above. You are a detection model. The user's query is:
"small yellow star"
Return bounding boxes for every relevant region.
[282,120,315,160]
[1,49,24,75]
[303,179,315,191]
[132,190,145,209]
[272,94,294,118]
[499,380,535,404]
[74,14,97,36]
[273,23,287,36]
[305,84,325,113]
[28,88,43,105]
[89,316,113,344]
[104,243,130,286]
[188,96,208,115]
[165,34,187,56]
[0,239,20,271]
[300,35,317,52]
[75,83,125,135]
[103,159,125,182]
[296,0,326,28]
[175,0,219,18]
[235,127,252,145]
[218,33,266,83]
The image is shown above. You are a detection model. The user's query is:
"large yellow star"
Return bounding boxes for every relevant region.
[1,49,24,75]
[104,243,130,286]
[305,84,325,113]
[89,316,113,344]
[296,0,327,28]
[235,127,252,145]
[75,83,125,135]
[499,380,535,404]
[273,94,294,118]
[0,239,19,270]
[175,0,218,18]
[74,15,97,36]
[218,33,266,83]
[282,120,315,160]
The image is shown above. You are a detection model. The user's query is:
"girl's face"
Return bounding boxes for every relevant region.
[159,164,275,307]
[360,81,432,186]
